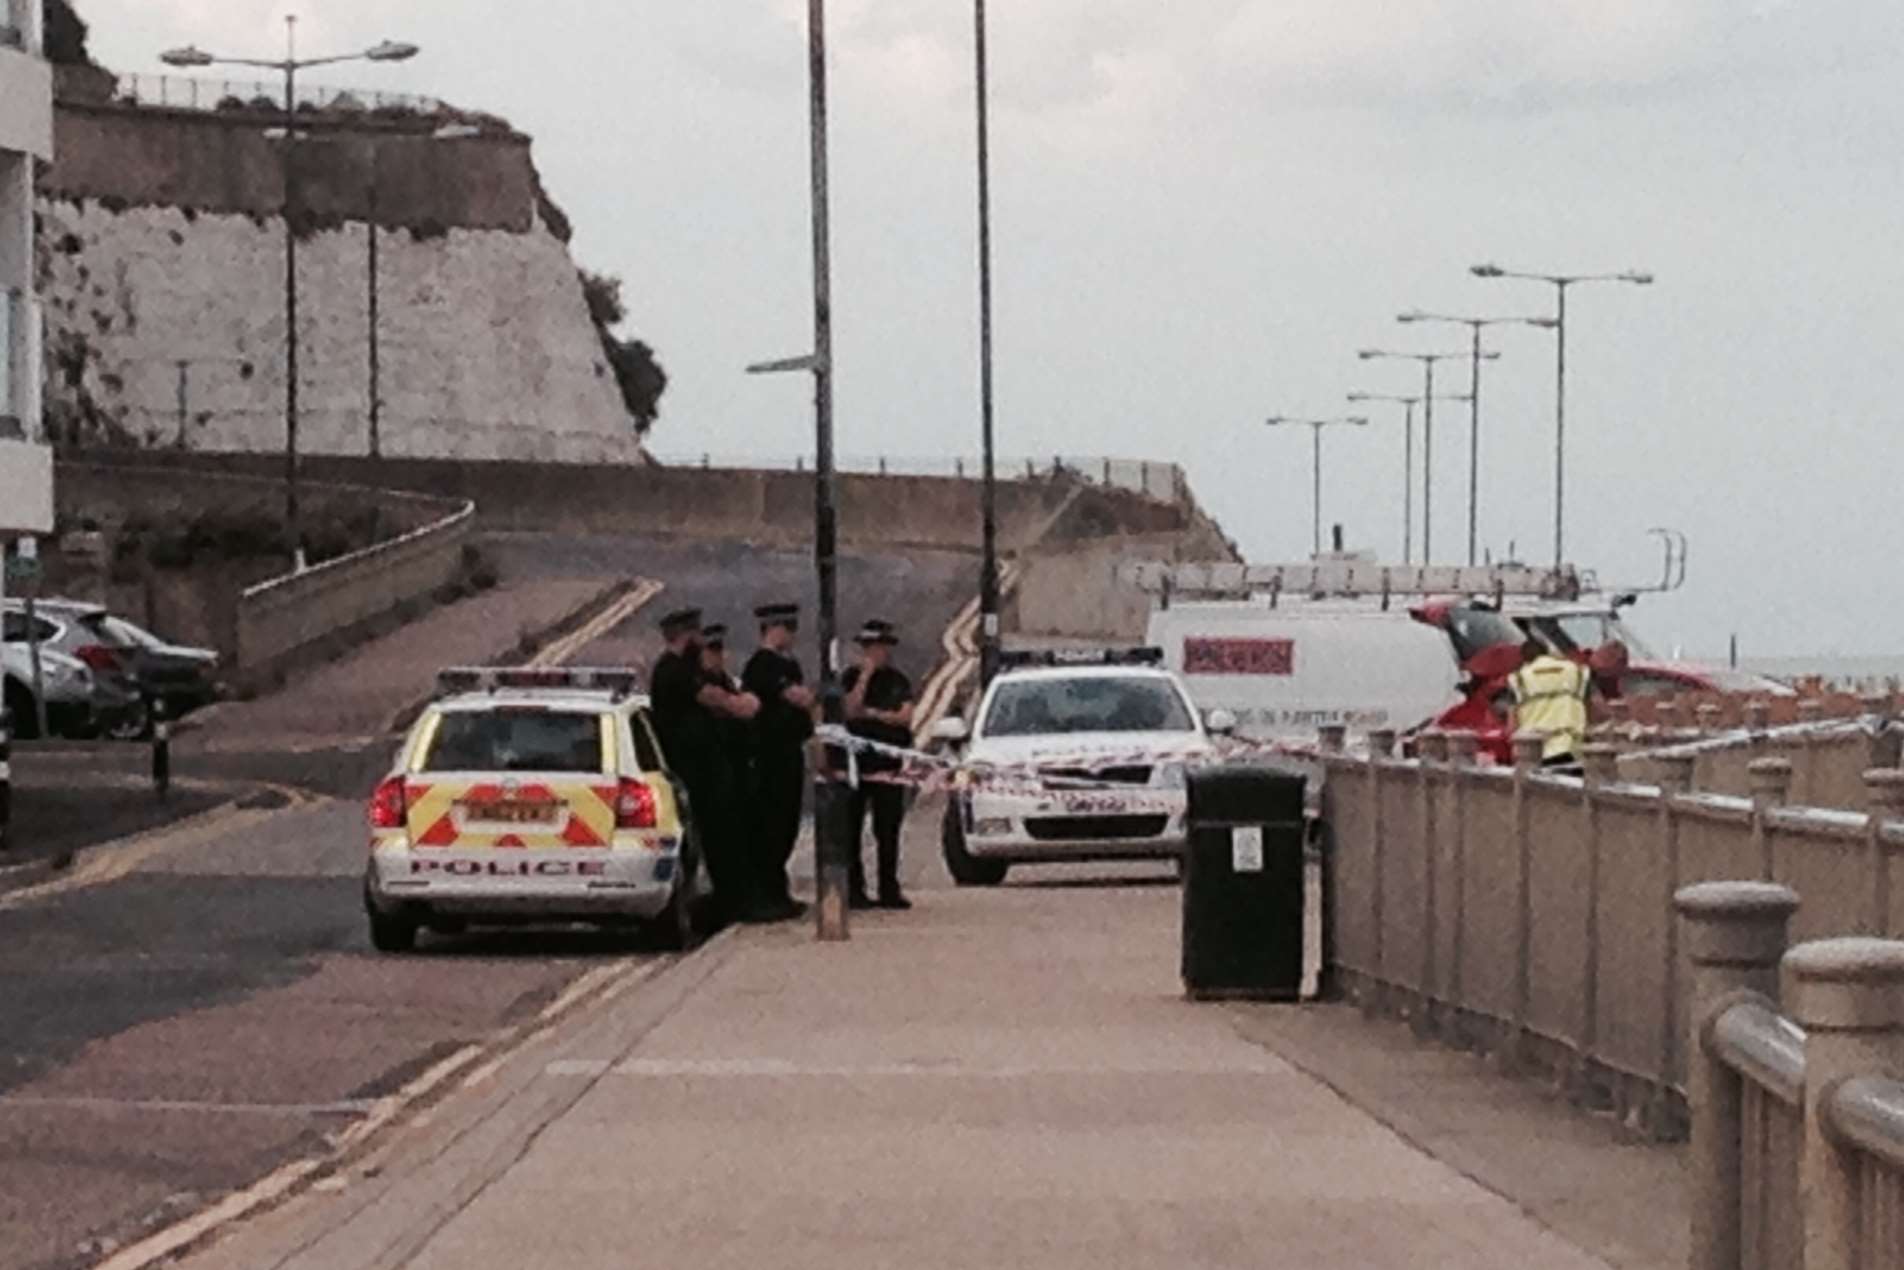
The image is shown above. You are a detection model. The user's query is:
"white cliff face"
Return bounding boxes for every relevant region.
[36,198,641,463]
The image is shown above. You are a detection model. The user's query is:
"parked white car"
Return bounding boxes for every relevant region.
[933,651,1230,885]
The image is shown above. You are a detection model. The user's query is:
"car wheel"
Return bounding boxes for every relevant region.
[4,680,40,740]
[105,697,152,742]
[941,799,1008,887]
[368,908,418,954]
[364,880,419,953]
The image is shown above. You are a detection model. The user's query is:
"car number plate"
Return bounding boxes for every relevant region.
[458,800,560,825]
[1059,793,1130,814]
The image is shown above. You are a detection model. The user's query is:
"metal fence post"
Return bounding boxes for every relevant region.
[1366,727,1397,1016]
[151,699,171,800]
[1749,757,1794,881]
[1785,937,1904,1270]
[1861,769,1904,938]
[1676,881,1800,1270]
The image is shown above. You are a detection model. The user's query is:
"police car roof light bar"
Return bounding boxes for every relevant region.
[998,646,1165,670]
[434,666,643,699]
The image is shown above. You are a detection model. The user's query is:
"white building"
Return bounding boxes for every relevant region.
[0,0,54,547]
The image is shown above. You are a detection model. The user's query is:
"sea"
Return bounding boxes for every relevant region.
[1738,656,1904,690]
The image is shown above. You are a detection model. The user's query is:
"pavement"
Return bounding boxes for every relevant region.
[169,805,1624,1270]
[1228,1005,1684,1270]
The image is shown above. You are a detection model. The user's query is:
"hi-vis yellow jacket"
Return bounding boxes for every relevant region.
[1510,654,1590,760]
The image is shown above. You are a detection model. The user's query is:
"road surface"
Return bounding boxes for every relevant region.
[0,533,977,1270]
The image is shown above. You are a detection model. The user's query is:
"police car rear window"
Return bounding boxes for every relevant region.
[422,709,605,773]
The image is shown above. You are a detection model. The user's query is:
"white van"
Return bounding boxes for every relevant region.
[1145,599,1463,743]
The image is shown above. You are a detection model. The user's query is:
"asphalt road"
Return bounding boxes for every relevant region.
[0,532,979,1270]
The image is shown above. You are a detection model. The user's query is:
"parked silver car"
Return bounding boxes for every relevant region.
[1,638,100,739]
[2,600,164,739]
[4,600,220,731]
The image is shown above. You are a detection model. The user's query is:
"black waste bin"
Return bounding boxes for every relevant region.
[1181,764,1307,1001]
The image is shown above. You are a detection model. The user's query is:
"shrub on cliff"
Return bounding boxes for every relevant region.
[43,0,91,65]
[579,269,668,439]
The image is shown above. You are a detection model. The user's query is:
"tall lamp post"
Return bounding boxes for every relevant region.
[1469,263,1653,569]
[1264,415,1368,558]
[161,19,419,562]
[973,0,1001,686]
[1396,311,1555,566]
[1357,349,1495,565]
[1347,390,1469,565]
[747,0,848,941]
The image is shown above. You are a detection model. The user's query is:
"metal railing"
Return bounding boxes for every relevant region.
[1680,885,1904,1270]
[647,452,1186,504]
[109,72,448,118]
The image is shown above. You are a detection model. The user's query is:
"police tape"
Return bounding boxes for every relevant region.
[812,725,1318,799]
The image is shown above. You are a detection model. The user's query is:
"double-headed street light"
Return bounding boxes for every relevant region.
[1357,349,1496,564]
[1346,390,1469,565]
[1397,311,1556,566]
[1469,263,1653,569]
[1264,415,1368,558]
[162,19,419,563]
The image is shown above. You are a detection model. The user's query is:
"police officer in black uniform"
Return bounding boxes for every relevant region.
[842,619,915,910]
[649,607,761,925]
[741,602,815,921]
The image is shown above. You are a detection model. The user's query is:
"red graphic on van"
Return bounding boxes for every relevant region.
[1183,637,1295,676]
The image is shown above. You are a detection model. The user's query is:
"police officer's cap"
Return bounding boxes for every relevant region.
[755,601,800,628]
[855,618,900,646]
[701,623,728,648]
[659,607,704,637]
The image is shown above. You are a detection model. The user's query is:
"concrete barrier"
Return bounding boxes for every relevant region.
[236,498,473,684]
[1322,740,1904,1140]
[55,449,1204,555]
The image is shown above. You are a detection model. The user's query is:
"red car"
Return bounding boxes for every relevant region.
[1408,599,1792,762]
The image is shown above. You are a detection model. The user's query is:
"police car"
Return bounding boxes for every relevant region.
[931,649,1232,885]
[364,667,699,953]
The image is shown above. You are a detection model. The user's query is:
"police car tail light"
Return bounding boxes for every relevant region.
[614,778,658,830]
[369,777,407,830]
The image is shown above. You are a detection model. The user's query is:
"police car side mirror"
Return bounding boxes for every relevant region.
[929,716,970,745]
[1205,708,1237,736]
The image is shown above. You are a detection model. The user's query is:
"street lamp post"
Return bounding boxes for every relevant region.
[1347,391,1470,565]
[1264,415,1368,558]
[161,19,419,562]
[1397,311,1555,566]
[973,0,1000,686]
[1469,264,1653,569]
[1357,349,1495,564]
[747,0,848,941]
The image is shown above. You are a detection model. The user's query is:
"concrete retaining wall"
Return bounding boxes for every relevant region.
[58,449,1193,554]
[237,498,473,681]
[52,459,471,681]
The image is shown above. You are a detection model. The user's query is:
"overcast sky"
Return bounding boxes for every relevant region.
[82,2,1904,659]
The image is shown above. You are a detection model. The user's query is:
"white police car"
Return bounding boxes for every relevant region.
[364,667,700,952]
[931,649,1232,885]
